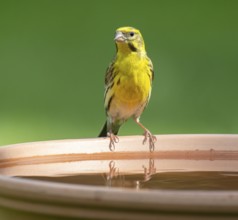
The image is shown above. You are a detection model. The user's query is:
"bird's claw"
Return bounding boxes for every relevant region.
[107,132,119,151]
[142,131,157,152]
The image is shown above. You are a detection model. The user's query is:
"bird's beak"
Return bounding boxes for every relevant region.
[114,31,125,42]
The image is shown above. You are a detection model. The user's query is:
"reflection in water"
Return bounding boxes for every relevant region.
[143,159,156,182]
[136,159,157,190]
[103,161,120,187]
[104,159,157,189]
[11,156,238,191]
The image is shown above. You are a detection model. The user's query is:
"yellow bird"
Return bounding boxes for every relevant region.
[99,27,156,151]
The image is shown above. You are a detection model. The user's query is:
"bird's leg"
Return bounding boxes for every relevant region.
[107,131,119,151]
[133,118,157,152]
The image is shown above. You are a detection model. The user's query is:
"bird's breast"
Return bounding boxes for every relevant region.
[114,58,151,104]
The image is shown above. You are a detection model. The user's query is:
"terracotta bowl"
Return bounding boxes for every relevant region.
[0,134,238,220]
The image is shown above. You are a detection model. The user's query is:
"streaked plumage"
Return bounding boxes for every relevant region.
[99,27,156,151]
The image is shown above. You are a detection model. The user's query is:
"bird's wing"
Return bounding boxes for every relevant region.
[105,60,116,86]
[147,56,154,82]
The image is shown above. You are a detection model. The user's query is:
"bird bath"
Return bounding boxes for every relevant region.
[0,134,238,220]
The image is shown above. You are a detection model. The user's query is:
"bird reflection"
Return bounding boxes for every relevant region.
[136,159,156,189]
[143,158,157,181]
[103,159,156,189]
[105,161,119,186]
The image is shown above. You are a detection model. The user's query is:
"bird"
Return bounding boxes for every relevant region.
[98,26,157,151]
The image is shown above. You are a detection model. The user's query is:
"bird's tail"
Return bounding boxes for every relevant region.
[98,121,108,137]
[98,121,121,137]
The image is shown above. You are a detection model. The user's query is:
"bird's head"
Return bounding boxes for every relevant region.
[114,27,145,54]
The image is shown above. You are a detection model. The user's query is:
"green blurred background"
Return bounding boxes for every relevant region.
[0,0,238,146]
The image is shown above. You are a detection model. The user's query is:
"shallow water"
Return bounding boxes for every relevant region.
[1,149,236,191]
[20,171,238,190]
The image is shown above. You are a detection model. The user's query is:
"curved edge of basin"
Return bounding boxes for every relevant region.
[0,134,238,219]
[0,174,238,219]
[0,134,238,160]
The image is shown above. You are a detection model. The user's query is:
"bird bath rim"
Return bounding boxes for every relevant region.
[0,134,238,219]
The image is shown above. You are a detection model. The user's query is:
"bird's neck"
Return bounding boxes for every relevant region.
[116,49,147,61]
[116,43,146,56]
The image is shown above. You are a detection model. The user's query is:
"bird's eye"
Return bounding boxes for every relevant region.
[129,32,135,37]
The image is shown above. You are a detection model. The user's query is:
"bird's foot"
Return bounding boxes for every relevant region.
[142,130,157,152]
[107,132,119,151]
